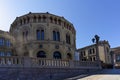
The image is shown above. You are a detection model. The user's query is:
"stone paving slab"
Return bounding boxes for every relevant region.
[65,69,120,80]
[77,74,120,80]
[64,74,89,80]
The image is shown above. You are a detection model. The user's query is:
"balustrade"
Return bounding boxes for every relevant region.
[31,58,70,68]
[0,56,23,67]
[0,56,100,69]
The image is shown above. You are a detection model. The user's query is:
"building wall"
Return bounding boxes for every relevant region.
[77,40,112,65]
[9,12,76,60]
[0,67,99,80]
[0,30,15,56]
[111,47,120,68]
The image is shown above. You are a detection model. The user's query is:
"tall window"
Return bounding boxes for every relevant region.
[93,48,95,54]
[41,30,44,40]
[66,34,71,44]
[0,38,4,46]
[37,51,46,58]
[37,30,41,40]
[53,31,60,41]
[116,55,120,62]
[43,16,46,22]
[0,51,5,56]
[23,31,28,41]
[6,40,11,47]
[6,52,12,56]
[33,16,36,22]
[36,30,44,40]
[67,53,72,60]
[53,51,61,59]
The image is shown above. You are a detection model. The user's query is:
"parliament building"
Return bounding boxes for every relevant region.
[0,12,76,60]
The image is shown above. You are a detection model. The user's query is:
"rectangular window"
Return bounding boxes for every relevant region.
[116,55,120,62]
[41,30,44,40]
[53,31,56,41]
[6,40,11,47]
[37,30,41,40]
[56,32,60,41]
[6,52,11,56]
[0,38,4,46]
[0,51,5,56]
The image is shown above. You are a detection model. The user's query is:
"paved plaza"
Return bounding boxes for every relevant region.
[66,69,120,80]
[78,74,120,80]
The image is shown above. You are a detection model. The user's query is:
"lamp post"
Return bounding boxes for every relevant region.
[92,35,102,69]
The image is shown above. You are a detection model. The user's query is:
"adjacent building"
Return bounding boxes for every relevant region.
[77,40,112,68]
[0,30,15,56]
[111,47,120,68]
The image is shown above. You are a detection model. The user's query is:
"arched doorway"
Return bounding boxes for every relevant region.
[53,51,61,59]
[67,53,72,60]
[37,51,46,58]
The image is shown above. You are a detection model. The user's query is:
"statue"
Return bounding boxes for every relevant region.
[92,38,95,43]
[94,35,100,44]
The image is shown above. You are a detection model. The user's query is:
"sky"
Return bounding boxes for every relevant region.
[0,0,120,49]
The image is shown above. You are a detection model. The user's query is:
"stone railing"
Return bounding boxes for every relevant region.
[31,58,70,68]
[0,56,100,69]
[0,56,23,67]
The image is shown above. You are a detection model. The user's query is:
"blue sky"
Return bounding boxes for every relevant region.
[0,0,120,48]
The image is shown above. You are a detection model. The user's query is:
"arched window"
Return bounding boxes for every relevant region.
[36,29,44,40]
[67,53,72,60]
[53,51,61,59]
[53,31,60,41]
[37,51,46,58]
[0,38,4,46]
[66,34,71,44]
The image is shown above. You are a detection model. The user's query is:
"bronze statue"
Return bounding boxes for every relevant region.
[92,35,100,44]
[92,38,95,43]
[94,35,100,44]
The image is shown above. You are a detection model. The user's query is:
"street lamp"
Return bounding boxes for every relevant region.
[92,35,101,69]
